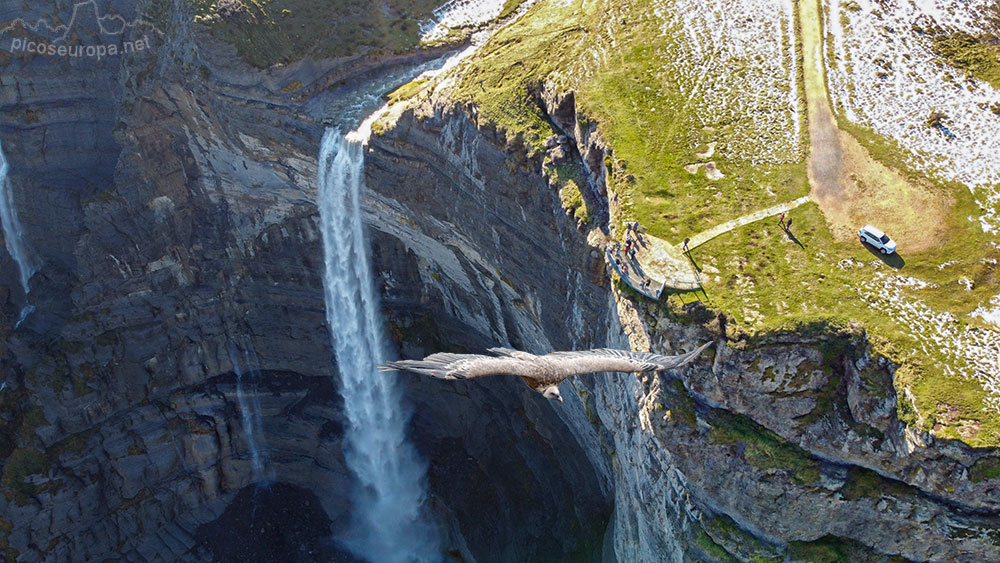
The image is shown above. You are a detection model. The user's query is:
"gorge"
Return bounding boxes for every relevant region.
[318,128,437,562]
[1,0,999,562]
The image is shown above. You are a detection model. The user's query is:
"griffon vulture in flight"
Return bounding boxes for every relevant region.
[381,341,713,402]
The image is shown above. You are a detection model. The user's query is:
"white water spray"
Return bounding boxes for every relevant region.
[318,129,438,563]
[314,3,533,558]
[0,138,37,327]
[227,339,268,483]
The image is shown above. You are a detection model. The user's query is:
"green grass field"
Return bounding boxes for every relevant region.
[185,0,442,67]
[446,0,1000,446]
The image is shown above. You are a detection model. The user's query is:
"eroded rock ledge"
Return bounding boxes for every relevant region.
[368,80,1000,561]
[2,1,998,559]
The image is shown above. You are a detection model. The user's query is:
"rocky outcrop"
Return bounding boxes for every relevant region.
[2,0,999,561]
[363,82,1000,561]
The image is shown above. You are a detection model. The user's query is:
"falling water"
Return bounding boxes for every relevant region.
[312,3,534,558]
[227,339,268,483]
[318,129,438,563]
[0,138,37,326]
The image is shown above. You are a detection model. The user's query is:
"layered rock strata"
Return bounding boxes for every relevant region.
[1,1,998,561]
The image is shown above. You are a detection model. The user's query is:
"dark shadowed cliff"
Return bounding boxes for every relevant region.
[1,1,999,562]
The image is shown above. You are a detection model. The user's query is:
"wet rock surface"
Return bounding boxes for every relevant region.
[1,0,999,561]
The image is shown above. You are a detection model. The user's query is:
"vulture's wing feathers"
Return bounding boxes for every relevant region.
[544,340,713,375]
[487,347,537,360]
[382,352,528,380]
[382,342,714,384]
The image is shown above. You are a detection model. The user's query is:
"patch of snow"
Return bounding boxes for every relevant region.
[973,294,1000,327]
[858,272,1000,410]
[823,0,1000,233]
[421,0,509,42]
[646,0,803,165]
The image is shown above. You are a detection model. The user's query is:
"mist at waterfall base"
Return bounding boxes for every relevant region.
[318,129,439,563]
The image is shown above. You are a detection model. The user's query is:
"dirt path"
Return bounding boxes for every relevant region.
[798,0,952,251]
[799,0,846,208]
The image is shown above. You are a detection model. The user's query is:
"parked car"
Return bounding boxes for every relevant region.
[858,225,897,255]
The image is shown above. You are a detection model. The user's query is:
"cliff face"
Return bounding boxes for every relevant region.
[1,2,999,562]
[363,83,1000,561]
[0,3,613,562]
[363,97,619,561]
[1,6,354,559]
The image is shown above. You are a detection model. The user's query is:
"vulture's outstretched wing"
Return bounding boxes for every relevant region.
[382,341,714,384]
[381,352,529,380]
[543,340,713,376]
[543,341,712,375]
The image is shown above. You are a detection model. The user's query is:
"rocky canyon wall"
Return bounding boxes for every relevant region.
[0,2,615,561]
[1,0,999,561]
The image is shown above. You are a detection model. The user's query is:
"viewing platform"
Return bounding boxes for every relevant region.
[606,231,701,300]
[606,196,810,299]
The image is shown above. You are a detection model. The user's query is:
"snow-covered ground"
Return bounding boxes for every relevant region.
[646,0,803,166]
[846,264,1000,411]
[974,292,1000,326]
[420,0,507,41]
[824,0,1000,233]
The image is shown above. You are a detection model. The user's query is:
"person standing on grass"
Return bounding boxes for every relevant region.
[778,212,785,227]
[786,218,793,231]
[683,237,690,253]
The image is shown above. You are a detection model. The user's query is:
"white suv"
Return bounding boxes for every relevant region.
[858,225,897,255]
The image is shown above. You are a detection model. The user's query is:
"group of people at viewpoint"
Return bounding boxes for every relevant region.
[612,222,657,293]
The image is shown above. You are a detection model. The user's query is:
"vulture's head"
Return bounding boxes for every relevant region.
[542,385,563,402]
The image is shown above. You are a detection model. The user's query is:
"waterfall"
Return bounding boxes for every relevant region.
[227,339,268,483]
[312,4,533,558]
[0,138,37,326]
[318,128,438,563]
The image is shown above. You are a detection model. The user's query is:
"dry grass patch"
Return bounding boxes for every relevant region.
[800,0,953,251]
[826,128,953,252]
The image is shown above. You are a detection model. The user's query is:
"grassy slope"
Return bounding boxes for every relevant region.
[185,0,441,68]
[931,24,1000,92]
[450,0,1000,446]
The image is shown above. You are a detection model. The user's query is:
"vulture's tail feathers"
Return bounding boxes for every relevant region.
[381,352,473,380]
[651,340,714,370]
